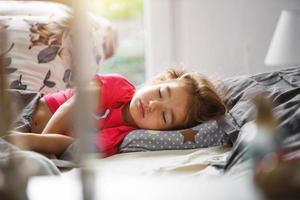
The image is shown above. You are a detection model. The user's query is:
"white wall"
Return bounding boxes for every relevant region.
[144,0,300,79]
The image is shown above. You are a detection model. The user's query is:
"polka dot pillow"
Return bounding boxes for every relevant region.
[120,113,239,153]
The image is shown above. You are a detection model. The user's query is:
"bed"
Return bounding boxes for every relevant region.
[1,1,300,200]
[25,66,300,200]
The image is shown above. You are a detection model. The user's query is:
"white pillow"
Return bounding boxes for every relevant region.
[1,1,116,94]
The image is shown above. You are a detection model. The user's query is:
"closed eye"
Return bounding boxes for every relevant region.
[162,111,167,124]
[158,88,162,98]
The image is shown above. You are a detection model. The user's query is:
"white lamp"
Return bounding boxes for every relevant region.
[265,9,300,67]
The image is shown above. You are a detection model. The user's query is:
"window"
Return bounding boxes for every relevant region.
[90,0,145,85]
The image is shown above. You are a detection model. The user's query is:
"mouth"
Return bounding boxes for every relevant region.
[138,99,145,118]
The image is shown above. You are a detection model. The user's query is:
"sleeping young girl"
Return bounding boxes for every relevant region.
[4,68,226,158]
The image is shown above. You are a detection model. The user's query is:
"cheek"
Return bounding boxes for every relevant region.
[130,100,139,117]
[136,114,156,129]
[146,115,161,129]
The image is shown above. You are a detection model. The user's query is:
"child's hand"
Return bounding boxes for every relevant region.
[2,132,32,150]
[3,132,74,157]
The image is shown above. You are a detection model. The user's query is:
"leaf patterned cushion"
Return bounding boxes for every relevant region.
[0,1,116,94]
[120,114,239,153]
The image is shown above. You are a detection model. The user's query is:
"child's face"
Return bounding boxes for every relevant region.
[128,80,190,130]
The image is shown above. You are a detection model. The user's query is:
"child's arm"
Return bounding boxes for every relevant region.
[3,133,74,157]
[41,95,75,135]
[42,80,102,135]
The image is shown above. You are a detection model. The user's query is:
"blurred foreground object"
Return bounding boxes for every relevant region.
[248,95,278,165]
[71,0,98,199]
[0,18,20,200]
[251,95,300,199]
[254,157,300,200]
[265,9,300,67]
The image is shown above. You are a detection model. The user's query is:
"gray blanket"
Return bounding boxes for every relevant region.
[223,66,300,169]
[7,89,42,133]
[0,137,60,199]
[0,137,60,175]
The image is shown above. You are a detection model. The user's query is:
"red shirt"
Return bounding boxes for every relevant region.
[43,74,137,157]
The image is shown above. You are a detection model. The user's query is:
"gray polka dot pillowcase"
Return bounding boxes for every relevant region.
[120,113,240,153]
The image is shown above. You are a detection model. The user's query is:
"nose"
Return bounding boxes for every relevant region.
[146,100,163,113]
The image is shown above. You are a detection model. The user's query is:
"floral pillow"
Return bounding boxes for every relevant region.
[0,1,116,94]
[120,113,239,153]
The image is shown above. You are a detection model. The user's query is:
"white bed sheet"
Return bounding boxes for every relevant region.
[28,146,262,200]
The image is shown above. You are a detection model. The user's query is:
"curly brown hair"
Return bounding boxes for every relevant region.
[151,68,226,129]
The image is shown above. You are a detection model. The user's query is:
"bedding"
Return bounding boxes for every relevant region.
[121,66,300,158]
[9,67,300,164]
[26,66,300,200]
[222,66,300,170]
[28,146,238,200]
[7,89,42,132]
[1,65,297,199]
[120,113,239,153]
[0,137,60,199]
[0,137,60,176]
[0,1,116,94]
